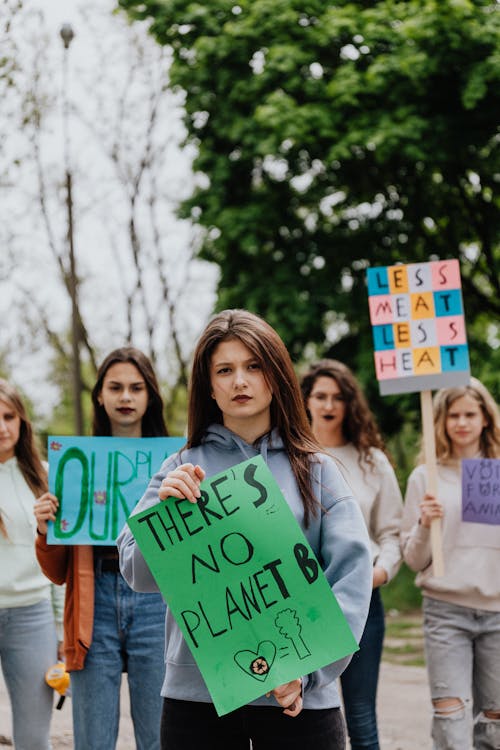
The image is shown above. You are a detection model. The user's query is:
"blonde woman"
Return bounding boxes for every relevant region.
[401,378,500,750]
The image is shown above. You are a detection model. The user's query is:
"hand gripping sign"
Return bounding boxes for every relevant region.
[127,456,358,716]
[366,259,471,576]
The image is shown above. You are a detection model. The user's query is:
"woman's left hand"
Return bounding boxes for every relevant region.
[372,565,388,589]
[270,678,303,717]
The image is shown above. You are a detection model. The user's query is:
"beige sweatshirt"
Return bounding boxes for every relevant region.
[402,462,500,612]
[327,444,403,582]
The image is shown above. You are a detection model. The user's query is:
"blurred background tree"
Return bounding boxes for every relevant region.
[117,0,499,610]
[0,1,218,435]
[119,0,499,440]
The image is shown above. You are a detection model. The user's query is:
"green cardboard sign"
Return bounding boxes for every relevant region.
[128,455,358,716]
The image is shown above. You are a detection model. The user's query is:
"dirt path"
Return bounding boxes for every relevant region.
[378,661,431,749]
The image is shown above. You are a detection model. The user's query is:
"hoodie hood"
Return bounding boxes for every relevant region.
[201,423,285,463]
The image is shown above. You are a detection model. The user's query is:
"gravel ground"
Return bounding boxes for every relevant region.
[0,661,431,749]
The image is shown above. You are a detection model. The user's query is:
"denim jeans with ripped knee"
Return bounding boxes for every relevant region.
[423,596,500,750]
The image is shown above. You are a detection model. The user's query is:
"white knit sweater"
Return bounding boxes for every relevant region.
[0,457,64,636]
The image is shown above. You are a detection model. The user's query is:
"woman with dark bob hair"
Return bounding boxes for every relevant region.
[35,347,168,750]
[118,310,372,750]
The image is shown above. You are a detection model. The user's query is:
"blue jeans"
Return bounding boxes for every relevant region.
[0,598,58,750]
[423,596,500,750]
[161,698,346,749]
[71,571,166,750]
[340,589,384,750]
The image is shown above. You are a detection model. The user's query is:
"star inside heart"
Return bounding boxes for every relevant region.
[234,641,276,681]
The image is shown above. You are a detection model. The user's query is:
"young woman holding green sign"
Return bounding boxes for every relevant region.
[118,309,373,750]
[0,379,63,750]
[300,360,403,750]
[401,378,500,750]
[35,347,168,750]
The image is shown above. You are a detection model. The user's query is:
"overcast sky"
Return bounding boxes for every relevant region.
[2,0,218,422]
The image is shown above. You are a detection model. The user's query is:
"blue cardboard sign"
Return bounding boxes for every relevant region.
[47,436,184,544]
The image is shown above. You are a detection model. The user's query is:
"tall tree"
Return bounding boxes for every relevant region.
[119,0,500,414]
[0,1,218,427]
[0,0,23,171]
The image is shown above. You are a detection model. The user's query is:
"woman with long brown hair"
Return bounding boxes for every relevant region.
[0,379,63,749]
[301,360,403,750]
[35,347,168,750]
[118,310,372,750]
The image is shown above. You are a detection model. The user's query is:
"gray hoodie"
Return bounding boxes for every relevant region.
[117,424,372,710]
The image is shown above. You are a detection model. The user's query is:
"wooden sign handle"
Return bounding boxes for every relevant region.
[420,390,444,577]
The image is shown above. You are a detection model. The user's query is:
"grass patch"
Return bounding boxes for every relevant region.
[385,618,422,635]
[381,563,422,613]
[383,609,425,667]
[384,643,422,655]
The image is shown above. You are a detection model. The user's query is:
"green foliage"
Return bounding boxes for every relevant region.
[119,0,500,438]
[381,563,422,613]
[165,382,188,439]
[42,351,94,439]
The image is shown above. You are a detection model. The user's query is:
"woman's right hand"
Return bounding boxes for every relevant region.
[34,492,59,535]
[158,464,206,504]
[270,678,303,717]
[419,492,444,528]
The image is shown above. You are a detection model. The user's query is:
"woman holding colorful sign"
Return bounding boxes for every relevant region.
[118,309,373,750]
[301,360,403,750]
[401,378,500,750]
[0,379,63,750]
[35,347,168,750]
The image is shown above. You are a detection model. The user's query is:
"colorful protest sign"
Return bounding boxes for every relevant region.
[462,458,500,525]
[128,455,358,716]
[366,259,470,395]
[47,436,184,545]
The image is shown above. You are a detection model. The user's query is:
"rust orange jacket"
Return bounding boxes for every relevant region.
[35,535,94,671]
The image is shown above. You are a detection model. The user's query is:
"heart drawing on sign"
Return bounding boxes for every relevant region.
[234,641,277,682]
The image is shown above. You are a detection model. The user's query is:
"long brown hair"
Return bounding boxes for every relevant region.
[0,380,48,538]
[187,309,321,526]
[91,347,168,437]
[300,359,389,472]
[428,377,500,464]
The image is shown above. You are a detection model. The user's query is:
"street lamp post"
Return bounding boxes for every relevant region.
[60,23,84,435]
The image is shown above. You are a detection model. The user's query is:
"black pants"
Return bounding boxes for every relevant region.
[161,698,346,750]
